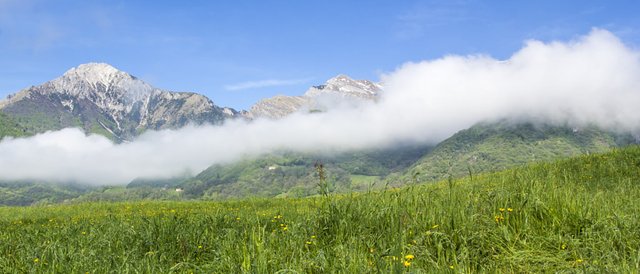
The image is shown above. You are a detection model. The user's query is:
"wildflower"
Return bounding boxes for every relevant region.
[369,247,375,253]
[311,235,316,239]
[403,260,411,267]
[449,265,455,269]
[576,258,584,264]
[236,217,241,220]
[561,244,566,250]
[507,208,513,212]
[198,245,203,249]
[494,215,505,223]
[82,231,86,235]
[306,241,313,245]
[499,208,505,212]
[405,254,415,260]
[34,258,39,263]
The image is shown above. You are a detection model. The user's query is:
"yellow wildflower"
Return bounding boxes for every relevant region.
[499,208,505,212]
[405,254,415,260]
[403,260,411,267]
[507,208,513,212]
[34,258,39,263]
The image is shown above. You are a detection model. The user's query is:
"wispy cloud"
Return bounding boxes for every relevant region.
[224,78,312,91]
[395,1,476,39]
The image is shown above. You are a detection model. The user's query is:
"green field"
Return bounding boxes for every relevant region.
[1,146,639,272]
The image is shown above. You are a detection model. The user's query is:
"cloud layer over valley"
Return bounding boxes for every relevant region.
[1,29,639,185]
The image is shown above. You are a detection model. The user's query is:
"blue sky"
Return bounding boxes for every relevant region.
[1,0,639,110]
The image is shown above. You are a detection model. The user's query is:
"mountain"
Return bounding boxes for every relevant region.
[247,74,382,119]
[0,112,27,139]
[175,120,638,200]
[177,144,431,199]
[394,121,638,183]
[0,181,93,206]
[0,63,240,141]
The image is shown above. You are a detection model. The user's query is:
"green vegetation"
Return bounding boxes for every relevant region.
[399,121,635,183]
[0,182,92,206]
[0,112,27,138]
[1,145,639,272]
[180,145,430,199]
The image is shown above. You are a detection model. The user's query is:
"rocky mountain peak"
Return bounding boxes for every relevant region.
[50,63,154,102]
[0,63,236,141]
[61,63,135,88]
[64,63,124,81]
[304,74,382,98]
[248,74,384,119]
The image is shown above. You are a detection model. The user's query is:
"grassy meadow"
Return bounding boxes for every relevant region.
[1,146,640,272]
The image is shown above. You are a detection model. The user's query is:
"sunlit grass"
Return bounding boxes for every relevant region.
[1,146,639,272]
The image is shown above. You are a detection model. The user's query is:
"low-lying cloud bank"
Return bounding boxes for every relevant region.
[1,29,639,185]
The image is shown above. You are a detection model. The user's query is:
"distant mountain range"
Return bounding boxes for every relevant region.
[0,62,637,205]
[247,74,382,119]
[0,63,241,141]
[0,63,381,140]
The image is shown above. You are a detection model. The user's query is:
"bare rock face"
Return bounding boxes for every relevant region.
[0,63,238,141]
[248,74,383,119]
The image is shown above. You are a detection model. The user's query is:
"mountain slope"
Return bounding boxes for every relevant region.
[179,144,431,199]
[397,121,637,183]
[0,63,239,140]
[0,112,27,139]
[248,74,382,119]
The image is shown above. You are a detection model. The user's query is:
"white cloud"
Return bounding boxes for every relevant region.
[1,29,639,185]
[224,78,312,91]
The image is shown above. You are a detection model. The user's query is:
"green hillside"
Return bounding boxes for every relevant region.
[399,121,636,184]
[1,146,639,272]
[0,112,27,139]
[179,122,635,200]
[0,182,92,206]
[180,144,431,199]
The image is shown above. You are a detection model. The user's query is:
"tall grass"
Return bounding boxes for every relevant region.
[1,146,639,272]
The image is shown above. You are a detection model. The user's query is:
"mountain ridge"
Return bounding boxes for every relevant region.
[247,74,382,119]
[0,63,240,140]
